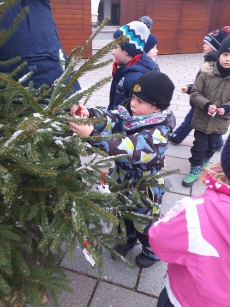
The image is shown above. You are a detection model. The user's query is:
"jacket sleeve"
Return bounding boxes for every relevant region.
[89,126,169,164]
[148,197,191,265]
[190,73,211,110]
[88,108,121,134]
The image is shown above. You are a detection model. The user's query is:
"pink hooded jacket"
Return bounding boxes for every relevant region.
[149,173,230,307]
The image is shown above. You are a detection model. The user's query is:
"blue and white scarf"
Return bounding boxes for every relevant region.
[118,105,170,131]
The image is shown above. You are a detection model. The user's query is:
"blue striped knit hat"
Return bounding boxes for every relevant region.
[113,21,149,56]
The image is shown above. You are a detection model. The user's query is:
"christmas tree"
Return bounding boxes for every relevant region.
[0,2,175,306]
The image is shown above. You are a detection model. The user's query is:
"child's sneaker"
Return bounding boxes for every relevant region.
[182,165,202,187]
[135,252,158,268]
[182,173,199,187]
[203,158,211,168]
[111,242,136,258]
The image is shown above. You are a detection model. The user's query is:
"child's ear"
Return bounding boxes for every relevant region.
[152,105,161,112]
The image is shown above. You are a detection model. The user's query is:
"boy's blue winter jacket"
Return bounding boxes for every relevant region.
[108,52,159,111]
[0,0,80,91]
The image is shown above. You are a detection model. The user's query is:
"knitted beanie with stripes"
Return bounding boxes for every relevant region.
[113,21,149,56]
[203,26,230,52]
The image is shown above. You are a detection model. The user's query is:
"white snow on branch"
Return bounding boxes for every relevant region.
[54,139,64,147]
[3,130,23,148]
[18,72,32,83]
[50,122,62,131]
[33,113,43,118]
[2,173,12,181]
[71,201,78,222]
[44,119,52,123]
[36,128,52,133]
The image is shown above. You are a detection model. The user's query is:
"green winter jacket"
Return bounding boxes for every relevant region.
[190,63,230,134]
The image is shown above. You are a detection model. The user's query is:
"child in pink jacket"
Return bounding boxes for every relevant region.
[149,134,230,307]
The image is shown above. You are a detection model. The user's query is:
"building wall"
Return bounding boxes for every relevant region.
[120,0,230,54]
[50,0,230,56]
[209,0,230,30]
[50,0,92,57]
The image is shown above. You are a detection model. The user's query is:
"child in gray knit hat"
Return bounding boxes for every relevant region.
[108,20,159,111]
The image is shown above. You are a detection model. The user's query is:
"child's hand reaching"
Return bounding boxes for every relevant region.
[69,104,93,136]
[69,121,94,136]
[69,104,89,118]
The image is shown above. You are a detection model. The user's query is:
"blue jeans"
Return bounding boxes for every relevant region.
[169,107,223,149]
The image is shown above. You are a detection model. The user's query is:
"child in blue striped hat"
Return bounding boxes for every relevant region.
[108,21,159,111]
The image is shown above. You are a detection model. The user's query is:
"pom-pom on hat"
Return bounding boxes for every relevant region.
[144,34,158,53]
[218,36,230,57]
[221,134,230,180]
[113,21,149,56]
[203,27,230,52]
[139,16,153,31]
[132,71,175,110]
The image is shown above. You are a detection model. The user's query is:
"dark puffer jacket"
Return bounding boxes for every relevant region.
[108,52,159,111]
[191,63,230,134]
[0,0,80,91]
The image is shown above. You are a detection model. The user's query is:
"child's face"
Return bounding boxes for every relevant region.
[130,94,161,116]
[203,42,215,54]
[111,45,132,65]
[147,45,158,60]
[219,52,230,68]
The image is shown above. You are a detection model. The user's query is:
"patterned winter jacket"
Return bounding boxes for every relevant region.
[88,99,176,204]
[190,62,230,134]
[149,173,230,307]
[108,52,159,111]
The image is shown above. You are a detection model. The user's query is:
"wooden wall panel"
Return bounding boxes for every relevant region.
[209,0,230,31]
[120,0,216,54]
[50,0,92,57]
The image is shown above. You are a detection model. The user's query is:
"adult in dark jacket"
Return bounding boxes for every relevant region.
[108,21,159,111]
[0,0,80,92]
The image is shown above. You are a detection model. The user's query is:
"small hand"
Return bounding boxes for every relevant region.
[69,104,89,117]
[69,121,94,136]
[181,85,188,93]
[216,108,225,116]
[208,104,217,116]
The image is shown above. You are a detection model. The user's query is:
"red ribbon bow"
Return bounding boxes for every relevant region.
[101,171,107,187]
[77,106,82,117]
